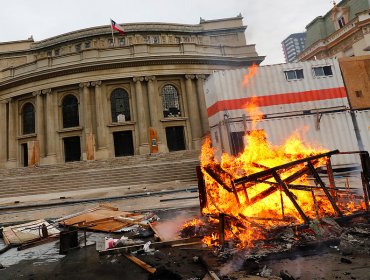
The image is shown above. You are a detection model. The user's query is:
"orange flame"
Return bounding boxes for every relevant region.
[242,64,258,87]
[181,66,365,248]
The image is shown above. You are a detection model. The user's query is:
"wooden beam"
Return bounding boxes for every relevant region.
[125,254,156,274]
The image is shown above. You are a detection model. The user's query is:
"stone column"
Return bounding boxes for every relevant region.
[145,76,158,127]
[196,74,210,135]
[133,76,149,154]
[8,98,17,163]
[185,75,202,149]
[80,82,94,160]
[80,82,92,133]
[145,76,163,153]
[45,89,57,163]
[91,80,108,159]
[0,100,7,166]
[34,90,46,158]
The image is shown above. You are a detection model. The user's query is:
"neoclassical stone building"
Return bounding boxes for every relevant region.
[298,0,370,61]
[0,15,263,168]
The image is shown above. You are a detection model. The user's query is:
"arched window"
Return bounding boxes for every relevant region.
[111,88,131,122]
[162,85,180,117]
[22,102,35,135]
[62,94,79,128]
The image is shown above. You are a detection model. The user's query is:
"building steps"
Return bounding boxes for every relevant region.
[0,150,200,199]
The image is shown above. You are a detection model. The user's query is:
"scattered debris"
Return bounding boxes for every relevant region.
[125,253,156,274]
[2,220,59,246]
[58,204,159,233]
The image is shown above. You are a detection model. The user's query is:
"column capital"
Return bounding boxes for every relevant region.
[32,90,42,97]
[185,74,195,80]
[145,76,156,82]
[79,82,91,88]
[133,76,144,83]
[91,80,102,87]
[41,88,52,95]
[195,74,206,80]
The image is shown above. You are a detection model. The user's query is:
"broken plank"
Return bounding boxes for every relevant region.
[99,237,201,255]
[148,222,163,241]
[171,241,203,247]
[124,254,156,274]
[17,235,59,251]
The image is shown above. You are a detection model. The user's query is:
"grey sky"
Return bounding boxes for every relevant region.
[0,0,334,65]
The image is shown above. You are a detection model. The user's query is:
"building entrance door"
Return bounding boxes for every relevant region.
[22,143,28,167]
[113,131,134,157]
[64,136,81,162]
[165,126,185,152]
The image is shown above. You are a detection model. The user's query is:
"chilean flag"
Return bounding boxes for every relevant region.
[111,19,125,35]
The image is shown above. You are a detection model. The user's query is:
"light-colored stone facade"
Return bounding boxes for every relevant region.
[0,16,264,168]
[298,0,370,61]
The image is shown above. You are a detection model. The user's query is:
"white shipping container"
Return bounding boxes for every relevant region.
[210,111,361,166]
[354,110,370,153]
[205,58,349,127]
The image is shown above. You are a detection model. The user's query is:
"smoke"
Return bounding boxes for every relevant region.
[154,212,196,241]
[219,252,246,276]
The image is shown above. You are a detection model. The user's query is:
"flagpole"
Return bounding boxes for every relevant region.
[110,19,115,47]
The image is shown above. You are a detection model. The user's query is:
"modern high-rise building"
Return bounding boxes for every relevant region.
[281,32,306,62]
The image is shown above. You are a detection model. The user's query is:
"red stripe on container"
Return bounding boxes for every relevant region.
[207,87,347,117]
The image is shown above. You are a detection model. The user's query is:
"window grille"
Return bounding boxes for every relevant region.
[111,88,131,122]
[162,85,180,117]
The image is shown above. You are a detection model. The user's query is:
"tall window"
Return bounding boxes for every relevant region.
[162,85,181,117]
[22,102,35,135]
[62,94,79,128]
[338,16,346,28]
[111,88,131,122]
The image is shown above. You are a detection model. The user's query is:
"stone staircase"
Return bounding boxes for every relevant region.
[0,150,200,198]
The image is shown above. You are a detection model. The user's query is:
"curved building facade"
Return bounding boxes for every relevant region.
[0,16,263,168]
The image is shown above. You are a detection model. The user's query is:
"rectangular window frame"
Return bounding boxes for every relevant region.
[312,66,333,78]
[284,69,304,81]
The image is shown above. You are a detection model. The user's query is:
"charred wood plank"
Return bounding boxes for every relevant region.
[234,150,339,185]
[196,166,208,211]
[272,171,310,224]
[203,166,232,192]
[326,158,337,200]
[249,186,278,205]
[307,161,343,217]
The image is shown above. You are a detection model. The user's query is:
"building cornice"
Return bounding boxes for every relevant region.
[0,55,264,91]
[29,23,247,50]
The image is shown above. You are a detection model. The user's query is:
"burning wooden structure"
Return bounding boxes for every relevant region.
[195,138,370,247]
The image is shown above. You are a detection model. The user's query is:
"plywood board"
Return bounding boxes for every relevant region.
[59,205,148,233]
[2,220,60,245]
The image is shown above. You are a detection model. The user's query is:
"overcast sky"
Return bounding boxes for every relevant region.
[0,0,334,65]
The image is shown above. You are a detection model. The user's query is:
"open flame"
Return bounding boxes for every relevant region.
[183,65,366,248]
